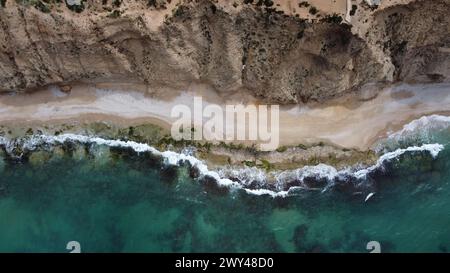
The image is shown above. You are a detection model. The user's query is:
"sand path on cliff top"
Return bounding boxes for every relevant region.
[0,82,449,150]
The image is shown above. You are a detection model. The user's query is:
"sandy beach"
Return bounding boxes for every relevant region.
[0,82,449,150]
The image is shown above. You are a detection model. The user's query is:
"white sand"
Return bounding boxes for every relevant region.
[0,82,449,150]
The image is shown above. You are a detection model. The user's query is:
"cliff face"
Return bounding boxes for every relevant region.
[0,0,448,104]
[372,0,450,83]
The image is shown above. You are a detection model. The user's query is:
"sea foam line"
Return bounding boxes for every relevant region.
[0,134,445,198]
[375,114,450,153]
[0,134,244,191]
[390,115,450,138]
[354,143,444,179]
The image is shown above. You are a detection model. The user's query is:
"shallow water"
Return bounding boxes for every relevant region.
[0,118,449,252]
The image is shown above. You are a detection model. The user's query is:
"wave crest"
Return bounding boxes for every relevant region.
[377,114,450,152]
[0,134,445,198]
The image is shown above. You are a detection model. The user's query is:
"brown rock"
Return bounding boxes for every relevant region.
[0,0,448,104]
[59,85,72,93]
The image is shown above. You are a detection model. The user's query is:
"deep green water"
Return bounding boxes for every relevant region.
[0,128,449,252]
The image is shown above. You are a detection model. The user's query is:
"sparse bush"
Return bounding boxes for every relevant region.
[297,143,307,150]
[258,159,272,171]
[210,3,216,14]
[172,5,185,17]
[108,9,121,18]
[321,13,343,24]
[350,4,357,16]
[112,0,121,8]
[34,0,50,13]
[243,160,256,167]
[15,0,56,13]
[148,0,167,9]
[65,0,85,13]
[309,6,318,15]
[264,0,273,7]
[298,1,309,8]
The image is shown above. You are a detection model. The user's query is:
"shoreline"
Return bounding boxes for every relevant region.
[0,81,449,173]
[0,132,445,198]
[0,81,449,150]
[0,119,379,173]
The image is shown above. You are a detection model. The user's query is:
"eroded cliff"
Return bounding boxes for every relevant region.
[0,0,448,103]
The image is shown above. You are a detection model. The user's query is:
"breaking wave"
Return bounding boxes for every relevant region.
[377,114,450,152]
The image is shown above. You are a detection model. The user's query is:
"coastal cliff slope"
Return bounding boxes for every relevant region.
[0,0,449,103]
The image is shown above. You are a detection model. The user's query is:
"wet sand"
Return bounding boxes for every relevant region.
[0,82,449,150]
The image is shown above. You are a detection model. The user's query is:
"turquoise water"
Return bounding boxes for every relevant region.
[0,125,449,252]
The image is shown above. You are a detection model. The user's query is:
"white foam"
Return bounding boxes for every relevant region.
[218,167,267,187]
[297,164,339,181]
[387,115,450,142]
[244,188,289,198]
[355,143,444,179]
[0,134,445,198]
[365,192,375,202]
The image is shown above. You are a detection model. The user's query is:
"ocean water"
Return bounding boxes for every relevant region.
[0,116,449,253]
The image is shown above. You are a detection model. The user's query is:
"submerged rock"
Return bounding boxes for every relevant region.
[71,145,87,161]
[189,165,201,179]
[28,150,52,166]
[200,175,230,196]
[51,146,66,161]
[0,148,5,173]
[160,165,179,183]
[89,145,112,166]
